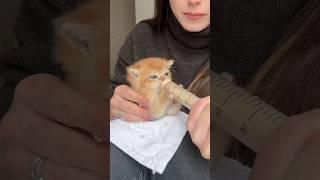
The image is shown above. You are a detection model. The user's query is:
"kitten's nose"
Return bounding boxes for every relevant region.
[160,76,165,81]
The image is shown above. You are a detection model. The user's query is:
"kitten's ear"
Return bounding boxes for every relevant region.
[167,59,175,67]
[127,67,140,79]
[55,21,94,54]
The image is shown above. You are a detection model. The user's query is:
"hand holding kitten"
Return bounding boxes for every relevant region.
[0,74,107,179]
[110,85,153,122]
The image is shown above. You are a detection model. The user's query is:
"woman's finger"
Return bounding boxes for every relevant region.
[110,108,146,122]
[3,145,104,180]
[122,112,149,122]
[190,104,210,148]
[249,109,320,180]
[284,134,320,180]
[111,94,152,120]
[14,74,107,140]
[0,105,106,176]
[201,132,210,159]
[187,96,210,132]
[114,85,149,107]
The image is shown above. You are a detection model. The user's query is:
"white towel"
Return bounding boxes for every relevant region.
[110,111,188,174]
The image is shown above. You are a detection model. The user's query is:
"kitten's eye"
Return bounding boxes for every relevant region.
[149,75,158,79]
[164,72,169,76]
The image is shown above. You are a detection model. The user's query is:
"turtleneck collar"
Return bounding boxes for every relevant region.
[167,10,209,49]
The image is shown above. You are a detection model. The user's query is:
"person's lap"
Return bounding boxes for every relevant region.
[110,133,210,180]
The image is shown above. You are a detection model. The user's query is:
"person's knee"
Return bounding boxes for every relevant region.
[110,144,143,179]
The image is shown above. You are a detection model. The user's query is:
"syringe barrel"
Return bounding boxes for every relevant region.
[212,72,287,152]
[161,80,200,110]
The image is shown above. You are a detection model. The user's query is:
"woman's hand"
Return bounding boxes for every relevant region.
[0,74,107,180]
[110,85,153,122]
[187,96,210,159]
[250,109,320,180]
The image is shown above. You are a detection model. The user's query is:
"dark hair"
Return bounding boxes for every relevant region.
[231,0,320,167]
[248,0,320,115]
[143,0,170,32]
[187,62,209,97]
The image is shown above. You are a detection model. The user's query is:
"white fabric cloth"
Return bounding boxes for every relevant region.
[213,157,251,180]
[110,111,188,174]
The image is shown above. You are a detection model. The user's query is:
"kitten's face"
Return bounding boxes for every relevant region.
[127,58,174,91]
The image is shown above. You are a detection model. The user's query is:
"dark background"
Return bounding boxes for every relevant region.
[0,0,21,53]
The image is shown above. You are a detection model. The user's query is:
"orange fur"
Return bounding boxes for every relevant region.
[127,57,181,119]
[53,0,108,102]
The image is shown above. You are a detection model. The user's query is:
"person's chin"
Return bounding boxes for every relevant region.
[181,23,209,32]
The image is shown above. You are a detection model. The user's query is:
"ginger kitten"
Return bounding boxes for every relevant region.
[53,0,108,102]
[127,57,181,119]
